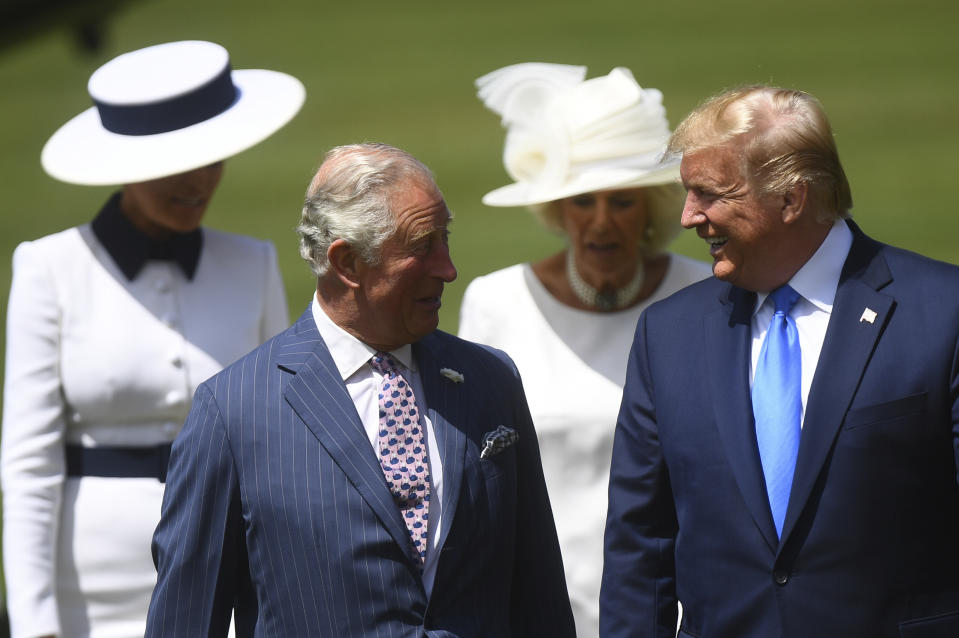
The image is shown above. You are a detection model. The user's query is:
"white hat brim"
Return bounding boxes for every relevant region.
[41,69,306,185]
[481,160,680,207]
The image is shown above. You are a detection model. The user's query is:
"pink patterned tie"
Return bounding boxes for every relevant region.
[370,352,431,566]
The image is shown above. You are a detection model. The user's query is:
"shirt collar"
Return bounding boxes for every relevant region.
[311,292,416,380]
[91,191,203,281]
[754,218,854,316]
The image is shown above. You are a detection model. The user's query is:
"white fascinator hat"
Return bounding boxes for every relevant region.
[41,40,306,186]
[477,63,678,207]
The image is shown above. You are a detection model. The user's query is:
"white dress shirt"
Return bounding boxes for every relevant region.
[750,219,854,426]
[311,294,444,595]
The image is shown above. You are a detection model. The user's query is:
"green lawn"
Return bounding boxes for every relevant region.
[1,0,957,618]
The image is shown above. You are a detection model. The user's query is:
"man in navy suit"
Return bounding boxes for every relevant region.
[145,143,575,637]
[601,86,959,637]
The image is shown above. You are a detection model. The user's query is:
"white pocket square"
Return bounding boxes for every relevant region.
[480,425,519,459]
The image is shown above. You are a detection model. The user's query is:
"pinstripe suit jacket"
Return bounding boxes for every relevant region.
[145,308,575,637]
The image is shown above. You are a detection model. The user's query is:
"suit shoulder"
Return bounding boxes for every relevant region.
[875,246,959,336]
[644,274,725,318]
[423,330,520,377]
[12,226,84,260]
[202,322,297,389]
[880,242,959,282]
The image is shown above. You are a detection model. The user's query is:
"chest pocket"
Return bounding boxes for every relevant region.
[843,392,927,430]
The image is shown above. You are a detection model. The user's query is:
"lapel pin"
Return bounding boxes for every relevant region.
[439,367,464,383]
[859,308,877,324]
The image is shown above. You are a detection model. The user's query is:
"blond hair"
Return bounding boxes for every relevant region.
[668,85,852,221]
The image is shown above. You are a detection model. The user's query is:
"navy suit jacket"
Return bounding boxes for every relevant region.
[146,309,574,637]
[601,223,959,638]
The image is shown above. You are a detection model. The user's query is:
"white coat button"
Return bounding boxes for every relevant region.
[171,356,184,368]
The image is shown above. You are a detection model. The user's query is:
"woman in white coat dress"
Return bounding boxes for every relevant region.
[0,41,304,638]
[458,64,711,637]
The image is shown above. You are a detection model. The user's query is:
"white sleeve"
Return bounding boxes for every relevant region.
[259,240,289,341]
[1,240,66,638]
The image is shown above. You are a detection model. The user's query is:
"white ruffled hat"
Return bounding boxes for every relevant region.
[477,63,678,207]
[41,40,306,186]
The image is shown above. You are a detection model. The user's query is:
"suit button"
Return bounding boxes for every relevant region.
[774,571,789,586]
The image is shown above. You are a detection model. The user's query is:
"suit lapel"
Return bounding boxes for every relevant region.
[413,335,468,555]
[279,309,412,554]
[706,286,781,551]
[780,227,893,543]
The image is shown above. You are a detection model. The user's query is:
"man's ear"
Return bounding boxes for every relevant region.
[781,181,808,224]
[327,239,362,289]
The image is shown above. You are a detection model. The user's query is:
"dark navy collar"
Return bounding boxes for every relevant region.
[91,192,202,281]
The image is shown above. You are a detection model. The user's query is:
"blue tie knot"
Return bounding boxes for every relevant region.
[770,285,800,316]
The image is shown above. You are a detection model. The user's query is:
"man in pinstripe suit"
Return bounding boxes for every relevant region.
[145,143,576,637]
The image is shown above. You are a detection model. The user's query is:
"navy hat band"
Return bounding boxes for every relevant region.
[94,61,237,136]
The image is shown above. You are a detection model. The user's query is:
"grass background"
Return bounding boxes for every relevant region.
[1,0,957,624]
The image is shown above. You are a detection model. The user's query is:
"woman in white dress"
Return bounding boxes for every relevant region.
[458,63,711,637]
[0,41,304,638]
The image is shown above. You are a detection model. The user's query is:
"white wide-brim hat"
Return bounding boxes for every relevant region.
[41,40,306,186]
[476,63,679,207]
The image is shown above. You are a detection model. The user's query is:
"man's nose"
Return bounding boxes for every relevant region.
[680,193,704,229]
[434,245,457,283]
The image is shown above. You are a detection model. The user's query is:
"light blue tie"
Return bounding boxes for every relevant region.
[752,285,801,539]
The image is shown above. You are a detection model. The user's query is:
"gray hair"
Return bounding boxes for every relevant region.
[667,85,852,221]
[298,143,437,277]
[529,182,685,256]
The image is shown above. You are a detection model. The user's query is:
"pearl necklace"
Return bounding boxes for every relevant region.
[565,250,645,312]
